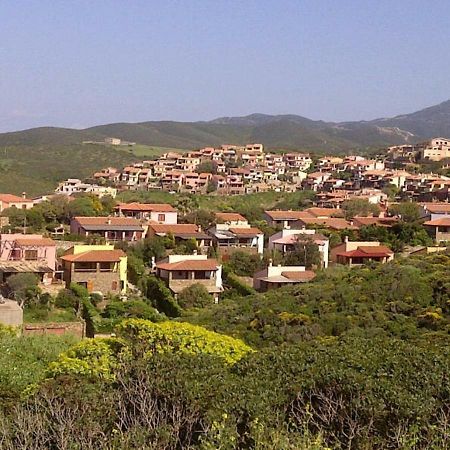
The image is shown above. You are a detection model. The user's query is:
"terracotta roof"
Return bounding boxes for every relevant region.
[424,218,450,226]
[0,194,33,203]
[74,217,142,228]
[421,203,450,214]
[215,212,247,222]
[61,249,125,263]
[15,238,55,247]
[229,227,263,236]
[116,202,176,212]
[264,210,313,220]
[149,224,199,234]
[281,270,316,281]
[303,207,344,218]
[338,245,393,258]
[156,258,219,271]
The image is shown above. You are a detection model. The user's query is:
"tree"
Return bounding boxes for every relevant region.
[175,195,199,215]
[227,251,262,276]
[6,273,40,308]
[283,237,321,269]
[195,161,217,174]
[177,283,213,309]
[180,209,215,229]
[390,202,421,223]
[341,199,380,219]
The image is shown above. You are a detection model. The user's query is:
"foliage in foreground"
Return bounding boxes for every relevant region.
[1,336,449,449]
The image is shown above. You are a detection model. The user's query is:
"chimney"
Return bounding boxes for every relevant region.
[22,192,26,199]
[345,236,349,243]
[268,258,273,267]
[193,250,198,255]
[107,218,111,225]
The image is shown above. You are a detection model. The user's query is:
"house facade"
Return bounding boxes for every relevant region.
[70,217,144,242]
[116,202,178,223]
[253,263,316,291]
[61,244,127,294]
[0,234,56,283]
[155,254,222,301]
[331,240,394,266]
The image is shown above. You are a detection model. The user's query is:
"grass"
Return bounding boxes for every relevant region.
[0,143,140,196]
[129,144,184,158]
[24,307,78,323]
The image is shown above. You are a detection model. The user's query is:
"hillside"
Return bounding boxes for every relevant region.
[0,144,140,196]
[0,99,449,152]
[1,99,450,196]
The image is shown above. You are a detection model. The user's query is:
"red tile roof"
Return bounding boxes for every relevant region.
[156,258,219,271]
[264,210,313,220]
[215,212,247,222]
[61,249,126,263]
[281,270,316,281]
[424,218,450,227]
[0,194,33,203]
[304,207,344,218]
[74,216,141,226]
[337,245,393,258]
[229,227,263,236]
[15,238,55,247]
[421,203,450,214]
[116,202,176,212]
[149,224,199,234]
[295,217,357,230]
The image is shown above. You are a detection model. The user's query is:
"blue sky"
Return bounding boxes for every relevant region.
[1,0,450,131]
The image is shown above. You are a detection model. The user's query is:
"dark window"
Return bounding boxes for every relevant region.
[24,249,38,260]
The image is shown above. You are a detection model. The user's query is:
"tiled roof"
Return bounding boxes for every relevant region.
[149,224,199,234]
[74,216,141,226]
[281,270,316,281]
[424,217,450,226]
[61,249,126,263]
[264,210,313,220]
[15,238,55,247]
[215,212,247,222]
[156,259,219,271]
[421,203,450,214]
[0,261,53,273]
[116,202,176,212]
[229,227,263,236]
[337,245,393,258]
[303,207,344,218]
[0,194,33,203]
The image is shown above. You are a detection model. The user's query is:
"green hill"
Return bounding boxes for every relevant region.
[1,99,450,195]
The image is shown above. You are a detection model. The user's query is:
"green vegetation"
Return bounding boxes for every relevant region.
[0,144,140,195]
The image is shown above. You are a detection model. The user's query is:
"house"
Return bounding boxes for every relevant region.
[147,223,212,252]
[209,213,264,256]
[268,229,329,268]
[155,254,222,301]
[253,263,316,291]
[61,244,127,294]
[419,203,450,221]
[0,234,56,284]
[70,217,144,242]
[0,193,34,213]
[116,202,178,223]
[423,217,450,243]
[418,138,450,161]
[264,210,314,228]
[331,239,394,266]
[291,217,358,231]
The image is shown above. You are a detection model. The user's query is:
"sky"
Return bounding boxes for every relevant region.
[1,0,450,132]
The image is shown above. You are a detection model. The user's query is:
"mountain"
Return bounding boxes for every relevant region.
[1,100,450,152]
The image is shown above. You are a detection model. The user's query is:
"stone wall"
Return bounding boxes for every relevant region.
[23,321,85,338]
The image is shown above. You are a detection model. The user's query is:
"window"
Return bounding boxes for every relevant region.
[24,249,38,260]
[158,213,166,222]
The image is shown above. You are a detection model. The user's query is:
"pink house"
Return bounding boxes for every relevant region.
[0,234,56,283]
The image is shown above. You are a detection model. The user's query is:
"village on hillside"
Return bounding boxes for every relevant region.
[0,137,449,335]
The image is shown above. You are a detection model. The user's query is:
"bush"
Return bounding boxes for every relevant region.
[177,283,213,309]
[139,275,182,317]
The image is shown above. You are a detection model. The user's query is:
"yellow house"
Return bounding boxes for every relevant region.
[61,244,128,294]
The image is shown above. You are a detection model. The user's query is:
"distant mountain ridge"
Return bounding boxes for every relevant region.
[1,99,450,151]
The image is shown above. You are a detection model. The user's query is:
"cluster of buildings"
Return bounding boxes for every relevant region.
[0,194,448,309]
[387,137,450,162]
[85,143,313,195]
